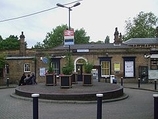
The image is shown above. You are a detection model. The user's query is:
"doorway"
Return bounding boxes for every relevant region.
[76,64,83,81]
[74,57,87,81]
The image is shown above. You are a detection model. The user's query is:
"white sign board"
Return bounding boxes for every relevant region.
[39,67,46,76]
[77,49,89,52]
[125,61,134,77]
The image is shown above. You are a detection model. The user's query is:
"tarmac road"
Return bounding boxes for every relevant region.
[0,88,156,119]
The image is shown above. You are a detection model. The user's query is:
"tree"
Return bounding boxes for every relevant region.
[43,25,67,49]
[123,11,158,41]
[0,53,6,69]
[0,35,19,50]
[104,35,110,43]
[0,35,2,41]
[33,42,44,49]
[74,28,90,44]
[95,40,104,44]
[41,25,90,49]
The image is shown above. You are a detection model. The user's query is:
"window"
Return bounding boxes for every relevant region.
[24,63,31,72]
[101,61,110,77]
[150,58,158,70]
[5,64,9,74]
[0,68,3,77]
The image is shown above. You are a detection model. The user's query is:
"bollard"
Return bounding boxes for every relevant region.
[154,79,157,90]
[31,94,39,119]
[121,77,123,86]
[105,77,107,83]
[6,78,9,87]
[138,78,140,88]
[153,94,158,119]
[96,94,103,119]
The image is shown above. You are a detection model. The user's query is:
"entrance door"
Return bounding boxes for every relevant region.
[139,66,148,83]
[76,64,83,81]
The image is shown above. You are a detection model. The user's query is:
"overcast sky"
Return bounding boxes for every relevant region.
[0,0,158,48]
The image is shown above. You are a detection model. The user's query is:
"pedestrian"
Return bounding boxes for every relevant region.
[24,74,31,85]
[30,72,37,85]
[19,73,26,86]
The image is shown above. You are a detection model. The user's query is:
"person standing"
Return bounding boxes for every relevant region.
[19,73,26,86]
[30,72,37,85]
[24,74,31,85]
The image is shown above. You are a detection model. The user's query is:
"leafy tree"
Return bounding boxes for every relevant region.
[123,11,158,41]
[41,25,90,49]
[0,53,6,69]
[33,42,44,49]
[95,40,104,44]
[62,52,74,75]
[0,35,2,41]
[0,35,19,50]
[104,35,110,43]
[43,24,67,49]
[74,28,89,44]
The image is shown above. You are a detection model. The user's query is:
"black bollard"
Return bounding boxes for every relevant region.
[138,78,140,88]
[121,77,123,86]
[154,79,157,90]
[153,94,158,119]
[96,94,103,119]
[6,78,9,87]
[105,77,107,83]
[32,94,39,119]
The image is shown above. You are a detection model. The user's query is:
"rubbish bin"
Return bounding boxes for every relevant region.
[110,75,117,84]
[110,75,115,83]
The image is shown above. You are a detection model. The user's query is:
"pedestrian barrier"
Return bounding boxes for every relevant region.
[32,94,39,119]
[96,94,103,119]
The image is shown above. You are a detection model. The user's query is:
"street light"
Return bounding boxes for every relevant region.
[57,2,80,53]
[56,2,80,29]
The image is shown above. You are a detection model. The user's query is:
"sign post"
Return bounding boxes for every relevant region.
[64,30,74,46]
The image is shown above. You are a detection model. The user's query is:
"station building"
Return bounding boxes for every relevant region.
[0,28,158,85]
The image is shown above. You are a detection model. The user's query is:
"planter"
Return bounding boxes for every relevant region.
[71,72,78,84]
[83,73,93,86]
[46,74,57,86]
[60,75,72,88]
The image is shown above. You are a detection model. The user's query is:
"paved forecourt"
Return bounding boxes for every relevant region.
[0,86,155,119]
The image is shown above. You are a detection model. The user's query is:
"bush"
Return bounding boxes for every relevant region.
[84,62,93,73]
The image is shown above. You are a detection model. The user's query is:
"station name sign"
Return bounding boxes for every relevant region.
[64,30,74,46]
[77,49,89,52]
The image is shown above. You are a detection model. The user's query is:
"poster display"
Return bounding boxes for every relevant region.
[40,67,46,76]
[114,62,120,71]
[125,61,134,77]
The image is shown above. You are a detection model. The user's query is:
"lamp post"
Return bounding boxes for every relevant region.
[56,2,80,30]
[57,2,80,53]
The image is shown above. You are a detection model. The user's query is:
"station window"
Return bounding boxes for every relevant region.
[24,63,31,72]
[150,58,158,70]
[0,68,3,77]
[101,61,110,76]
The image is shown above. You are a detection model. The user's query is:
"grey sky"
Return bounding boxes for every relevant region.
[0,0,158,47]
